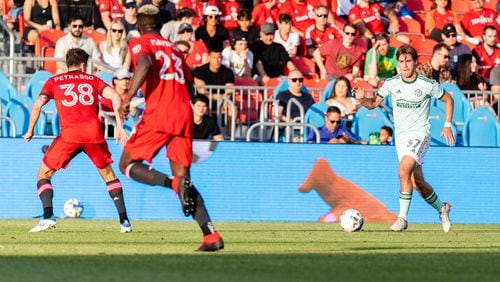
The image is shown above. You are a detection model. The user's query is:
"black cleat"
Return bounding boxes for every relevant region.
[178,178,196,217]
[197,232,224,252]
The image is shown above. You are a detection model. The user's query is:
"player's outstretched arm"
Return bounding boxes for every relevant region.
[23,95,49,141]
[439,91,455,146]
[353,87,383,109]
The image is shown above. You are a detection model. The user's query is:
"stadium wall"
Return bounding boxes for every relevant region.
[0,139,499,224]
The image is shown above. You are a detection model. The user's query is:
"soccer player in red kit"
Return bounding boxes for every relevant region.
[118,5,224,252]
[24,48,131,233]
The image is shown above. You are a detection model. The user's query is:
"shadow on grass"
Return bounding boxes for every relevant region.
[1,253,500,282]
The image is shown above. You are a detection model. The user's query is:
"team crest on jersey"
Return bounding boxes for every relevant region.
[132,44,141,54]
[414,89,423,97]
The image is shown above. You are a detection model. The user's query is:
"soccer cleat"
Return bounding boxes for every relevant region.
[390,217,408,232]
[197,232,224,252]
[29,217,56,233]
[120,220,132,233]
[178,178,196,217]
[440,202,452,233]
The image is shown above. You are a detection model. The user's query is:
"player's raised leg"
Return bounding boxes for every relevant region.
[29,163,57,233]
[412,166,451,233]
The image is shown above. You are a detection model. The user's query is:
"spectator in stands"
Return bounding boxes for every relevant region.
[99,0,126,31]
[192,94,224,140]
[54,15,101,74]
[99,20,131,70]
[325,76,360,126]
[306,106,362,144]
[424,0,467,43]
[218,0,240,32]
[416,43,453,83]
[195,5,230,51]
[161,7,196,42]
[274,13,300,57]
[364,33,399,87]
[457,53,491,108]
[140,0,175,24]
[304,5,341,57]
[121,0,139,38]
[313,23,364,81]
[382,0,413,18]
[278,0,313,37]
[177,0,206,28]
[441,24,472,80]
[250,22,296,84]
[473,25,500,80]
[23,0,61,45]
[379,125,394,145]
[177,23,208,70]
[59,0,95,29]
[348,0,399,43]
[251,0,279,29]
[175,40,191,59]
[457,53,490,91]
[275,69,314,122]
[461,0,498,43]
[194,49,235,100]
[222,33,253,78]
[490,66,500,114]
[232,9,260,46]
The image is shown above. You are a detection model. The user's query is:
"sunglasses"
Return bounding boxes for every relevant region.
[439,53,450,59]
[71,24,84,29]
[290,77,304,83]
[344,32,356,36]
[179,30,192,34]
[111,29,124,33]
[316,14,328,18]
[445,33,457,38]
[125,4,136,9]
[329,120,340,124]
[208,15,220,19]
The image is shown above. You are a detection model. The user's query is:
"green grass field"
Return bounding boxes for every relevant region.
[1,219,499,282]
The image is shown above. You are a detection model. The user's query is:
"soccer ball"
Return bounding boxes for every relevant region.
[64,198,84,218]
[339,209,364,232]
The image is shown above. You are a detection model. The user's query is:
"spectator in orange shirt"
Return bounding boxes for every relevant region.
[251,0,279,28]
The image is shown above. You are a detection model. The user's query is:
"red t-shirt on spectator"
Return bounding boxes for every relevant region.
[319,38,363,77]
[252,3,279,28]
[461,8,498,38]
[305,23,341,49]
[348,3,386,34]
[99,0,125,21]
[218,1,240,31]
[279,0,313,33]
[41,71,108,143]
[186,40,208,68]
[473,44,500,79]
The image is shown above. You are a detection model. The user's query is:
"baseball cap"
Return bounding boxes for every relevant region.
[232,32,247,42]
[123,0,136,8]
[204,5,222,16]
[442,24,456,35]
[114,68,131,80]
[178,23,193,33]
[261,23,276,35]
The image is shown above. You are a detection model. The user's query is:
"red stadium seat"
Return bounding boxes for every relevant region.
[450,0,470,14]
[406,0,433,12]
[41,46,57,74]
[304,78,329,102]
[398,17,423,34]
[412,12,427,34]
[288,56,318,79]
[264,77,283,98]
[83,29,106,46]
[234,77,262,123]
[417,54,432,65]
[412,37,436,55]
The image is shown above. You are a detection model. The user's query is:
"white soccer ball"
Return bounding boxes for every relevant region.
[339,209,364,232]
[64,198,84,218]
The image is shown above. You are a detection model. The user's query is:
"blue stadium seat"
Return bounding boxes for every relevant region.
[23,70,52,100]
[435,83,471,134]
[462,107,500,147]
[351,107,393,141]
[429,105,458,146]
[51,112,60,135]
[0,71,20,98]
[0,87,10,114]
[320,79,336,103]
[1,100,30,137]
[96,72,114,85]
[304,102,329,138]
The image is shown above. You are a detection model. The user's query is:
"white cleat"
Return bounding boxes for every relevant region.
[390,217,408,232]
[440,202,452,233]
[29,217,56,233]
[120,220,132,233]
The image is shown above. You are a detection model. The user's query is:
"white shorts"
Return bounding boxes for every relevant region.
[395,132,430,165]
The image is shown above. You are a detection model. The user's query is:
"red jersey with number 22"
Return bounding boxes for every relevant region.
[129,33,193,137]
[40,71,108,143]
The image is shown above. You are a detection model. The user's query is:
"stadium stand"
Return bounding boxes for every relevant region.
[303,101,329,138]
[351,106,393,141]
[462,107,500,147]
[429,105,458,146]
[436,83,472,133]
[23,70,52,99]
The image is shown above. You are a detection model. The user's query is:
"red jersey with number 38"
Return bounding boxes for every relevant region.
[129,33,193,137]
[40,71,108,143]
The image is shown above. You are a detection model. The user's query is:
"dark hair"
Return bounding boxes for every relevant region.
[456,53,481,89]
[175,40,190,50]
[66,48,89,67]
[380,126,393,137]
[330,76,352,99]
[343,23,357,33]
[374,33,390,43]
[176,7,196,19]
[192,94,209,105]
[326,106,341,115]
[483,25,497,35]
[237,9,251,20]
[431,0,451,10]
[278,13,292,23]
[396,44,418,61]
[68,14,84,25]
[137,9,161,31]
[432,42,450,55]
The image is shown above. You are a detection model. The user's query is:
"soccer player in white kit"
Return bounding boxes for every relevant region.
[355,44,455,232]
